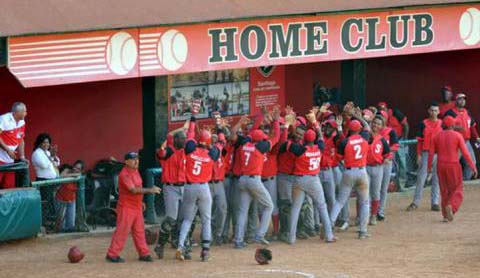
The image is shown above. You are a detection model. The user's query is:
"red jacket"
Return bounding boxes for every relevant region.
[429,129,476,172]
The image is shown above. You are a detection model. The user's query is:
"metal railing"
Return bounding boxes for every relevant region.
[31,176,89,233]
[0,161,30,187]
[143,168,162,224]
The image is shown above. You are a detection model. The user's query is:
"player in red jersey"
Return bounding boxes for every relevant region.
[233,116,279,248]
[288,120,336,244]
[330,120,371,239]
[428,116,477,222]
[154,123,189,259]
[438,86,455,118]
[407,102,442,212]
[176,105,220,262]
[366,116,392,226]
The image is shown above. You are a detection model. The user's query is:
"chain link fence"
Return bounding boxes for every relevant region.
[392,139,420,191]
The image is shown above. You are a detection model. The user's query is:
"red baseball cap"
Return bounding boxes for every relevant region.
[349,120,363,132]
[442,85,452,92]
[198,130,212,146]
[324,119,338,129]
[304,129,317,143]
[443,116,456,127]
[251,129,268,142]
[378,101,387,108]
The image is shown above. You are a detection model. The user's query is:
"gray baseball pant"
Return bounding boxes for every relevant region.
[333,166,349,223]
[209,181,228,239]
[319,168,336,213]
[178,183,212,250]
[263,177,279,216]
[378,161,393,217]
[330,168,370,234]
[412,151,440,206]
[234,176,274,243]
[289,175,334,243]
[277,173,294,235]
[461,141,477,180]
[367,165,383,216]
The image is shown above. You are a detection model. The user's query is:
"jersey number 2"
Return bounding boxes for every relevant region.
[354,145,363,159]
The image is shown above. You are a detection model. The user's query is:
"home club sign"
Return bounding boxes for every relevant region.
[7,4,480,87]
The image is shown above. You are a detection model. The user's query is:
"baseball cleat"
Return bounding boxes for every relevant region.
[358,232,371,240]
[406,203,418,211]
[154,245,164,259]
[376,214,385,221]
[325,236,338,243]
[138,255,153,262]
[431,204,440,211]
[254,237,270,245]
[105,255,125,263]
[369,215,377,226]
[234,242,247,249]
[200,250,210,262]
[175,249,185,261]
[442,218,449,223]
[445,205,454,221]
[184,251,192,260]
[338,221,349,232]
[296,230,309,239]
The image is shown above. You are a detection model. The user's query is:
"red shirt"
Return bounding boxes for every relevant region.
[224,144,234,175]
[117,167,143,210]
[321,132,342,168]
[0,112,26,163]
[367,134,391,165]
[56,183,77,202]
[445,108,477,140]
[232,146,243,177]
[387,108,408,139]
[185,147,214,183]
[277,140,296,175]
[416,118,442,155]
[262,144,279,178]
[380,127,400,152]
[293,144,322,175]
[429,129,476,171]
[337,133,369,168]
[240,141,270,176]
[439,101,455,118]
[158,147,186,184]
[212,143,225,181]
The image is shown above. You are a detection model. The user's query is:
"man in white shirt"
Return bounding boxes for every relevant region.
[0,102,28,189]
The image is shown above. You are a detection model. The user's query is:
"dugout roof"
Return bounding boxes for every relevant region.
[1,0,477,37]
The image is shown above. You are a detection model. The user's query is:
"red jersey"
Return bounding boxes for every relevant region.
[224,144,235,175]
[367,134,391,165]
[380,127,399,152]
[429,129,476,171]
[321,132,342,168]
[117,167,143,210]
[445,108,478,140]
[232,145,243,177]
[439,101,455,118]
[56,183,77,202]
[158,147,186,184]
[387,108,408,139]
[212,143,225,181]
[337,133,369,168]
[416,118,442,155]
[240,140,271,176]
[292,144,322,175]
[185,147,214,183]
[262,144,279,178]
[277,140,296,174]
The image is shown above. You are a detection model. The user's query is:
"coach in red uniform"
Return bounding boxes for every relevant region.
[428,116,477,222]
[106,152,161,263]
[330,120,371,239]
[0,102,28,189]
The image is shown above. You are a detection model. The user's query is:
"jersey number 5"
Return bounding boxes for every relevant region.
[309,158,321,171]
[192,161,202,175]
[354,145,363,159]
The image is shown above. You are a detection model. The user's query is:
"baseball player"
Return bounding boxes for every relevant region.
[329,120,371,239]
[367,116,392,226]
[288,123,336,244]
[176,110,220,262]
[154,124,189,259]
[438,86,454,118]
[106,152,161,263]
[377,111,399,221]
[428,116,477,222]
[444,93,480,180]
[233,121,278,248]
[320,119,342,213]
[209,132,228,246]
[406,102,442,212]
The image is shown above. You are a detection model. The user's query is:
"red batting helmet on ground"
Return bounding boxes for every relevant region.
[67,246,85,263]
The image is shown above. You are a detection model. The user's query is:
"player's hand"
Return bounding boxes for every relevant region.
[50,144,58,157]
[20,157,30,166]
[240,115,250,125]
[306,111,317,125]
[150,186,161,194]
[473,170,478,179]
[261,105,269,116]
[272,105,281,121]
[161,140,168,150]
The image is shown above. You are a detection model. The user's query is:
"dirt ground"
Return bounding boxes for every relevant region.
[1,185,480,278]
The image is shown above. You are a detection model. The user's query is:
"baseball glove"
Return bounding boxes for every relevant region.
[145,228,158,245]
[254,248,272,265]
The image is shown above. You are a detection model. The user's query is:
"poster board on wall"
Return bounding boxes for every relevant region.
[167,66,285,130]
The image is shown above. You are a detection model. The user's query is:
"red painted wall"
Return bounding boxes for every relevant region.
[366,49,480,136]
[285,61,341,115]
[0,67,142,175]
